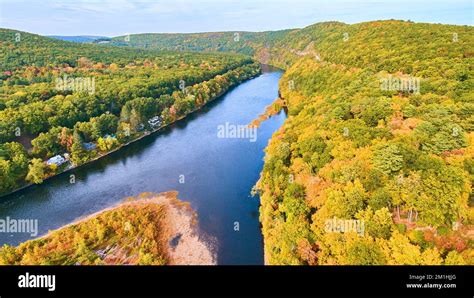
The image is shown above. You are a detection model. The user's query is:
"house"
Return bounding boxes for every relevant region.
[46,155,66,166]
[83,142,97,150]
[148,116,162,127]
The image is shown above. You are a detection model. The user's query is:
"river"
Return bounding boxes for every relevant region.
[0,66,285,265]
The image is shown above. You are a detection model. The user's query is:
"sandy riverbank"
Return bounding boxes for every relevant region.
[25,191,217,265]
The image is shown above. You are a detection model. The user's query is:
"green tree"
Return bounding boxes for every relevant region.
[26,158,47,184]
[31,127,62,158]
[372,143,404,176]
[70,130,90,165]
[129,108,142,132]
[97,136,119,152]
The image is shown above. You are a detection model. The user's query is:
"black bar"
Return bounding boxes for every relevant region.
[0,265,472,297]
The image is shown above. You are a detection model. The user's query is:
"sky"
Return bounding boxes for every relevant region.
[0,0,472,36]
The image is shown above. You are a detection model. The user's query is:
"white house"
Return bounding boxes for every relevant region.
[46,155,66,166]
[148,116,162,127]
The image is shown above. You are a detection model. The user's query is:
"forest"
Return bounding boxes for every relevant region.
[0,28,260,196]
[256,21,473,265]
[109,30,291,57]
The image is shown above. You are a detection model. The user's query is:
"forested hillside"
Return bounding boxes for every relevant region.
[110,30,291,57]
[257,21,474,265]
[0,29,260,196]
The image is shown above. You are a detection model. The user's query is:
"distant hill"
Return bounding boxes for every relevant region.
[0,28,235,71]
[108,21,473,71]
[48,35,109,43]
[110,30,293,57]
